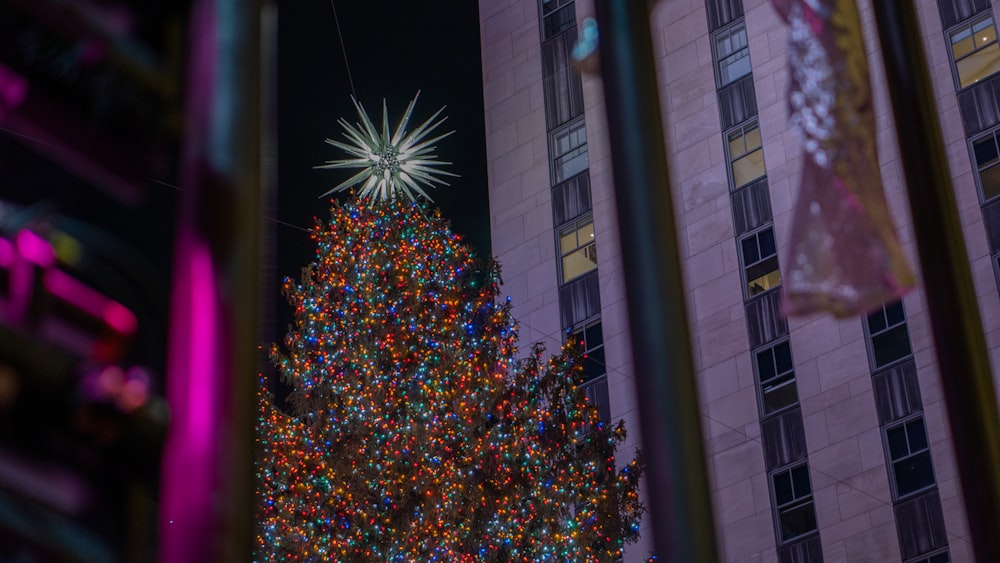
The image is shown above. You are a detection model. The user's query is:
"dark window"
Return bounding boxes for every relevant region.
[550,119,589,183]
[551,173,592,225]
[719,75,759,130]
[756,340,798,415]
[972,130,1000,201]
[706,0,744,31]
[886,417,936,499]
[746,289,789,349]
[907,550,950,563]
[731,177,772,236]
[777,535,823,563]
[872,359,923,425]
[580,376,610,424]
[541,0,576,39]
[740,227,781,297]
[541,27,585,128]
[559,216,597,283]
[772,464,818,542]
[714,22,752,87]
[727,121,766,190]
[895,490,950,559]
[938,0,991,30]
[558,270,601,329]
[948,14,1000,89]
[866,300,912,368]
[570,320,605,382]
[761,408,808,471]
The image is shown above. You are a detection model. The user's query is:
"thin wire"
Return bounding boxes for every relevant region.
[510,312,977,546]
[329,0,357,98]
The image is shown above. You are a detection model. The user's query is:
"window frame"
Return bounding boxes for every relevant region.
[549,117,590,185]
[557,214,598,284]
[994,252,1000,292]
[946,12,1000,90]
[969,128,1000,203]
[725,120,766,192]
[769,463,819,544]
[864,300,913,371]
[738,225,781,299]
[712,20,752,88]
[883,415,937,501]
[754,338,798,417]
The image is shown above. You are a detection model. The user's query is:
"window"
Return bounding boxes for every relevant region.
[866,300,912,369]
[756,340,797,415]
[772,464,818,542]
[714,22,752,87]
[728,121,766,190]
[550,119,589,183]
[908,549,950,563]
[949,14,1000,88]
[740,227,781,297]
[971,130,1000,201]
[886,417,936,499]
[581,377,611,423]
[559,217,597,282]
[541,0,576,39]
[570,320,605,382]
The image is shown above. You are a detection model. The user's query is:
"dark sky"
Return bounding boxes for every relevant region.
[275,1,491,288]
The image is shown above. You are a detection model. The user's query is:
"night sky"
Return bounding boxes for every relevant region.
[0,1,490,359]
[275,1,491,282]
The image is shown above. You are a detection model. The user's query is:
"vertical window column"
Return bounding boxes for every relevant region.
[863,301,950,562]
[943,0,1000,296]
[537,0,608,426]
[705,4,822,559]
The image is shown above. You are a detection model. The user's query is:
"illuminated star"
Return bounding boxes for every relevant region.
[316,92,458,203]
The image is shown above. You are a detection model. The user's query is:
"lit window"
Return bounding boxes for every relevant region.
[756,340,797,415]
[551,119,589,183]
[559,217,597,282]
[772,464,818,542]
[728,122,765,190]
[740,227,781,297]
[886,417,936,499]
[949,15,1000,88]
[971,131,1000,201]
[866,300,911,369]
[715,22,752,87]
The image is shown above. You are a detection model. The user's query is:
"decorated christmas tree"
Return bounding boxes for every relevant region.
[255,96,644,561]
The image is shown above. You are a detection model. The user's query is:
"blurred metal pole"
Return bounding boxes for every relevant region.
[593,1,719,561]
[159,0,262,561]
[871,3,1000,561]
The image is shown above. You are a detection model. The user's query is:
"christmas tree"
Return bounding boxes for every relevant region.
[255,96,644,561]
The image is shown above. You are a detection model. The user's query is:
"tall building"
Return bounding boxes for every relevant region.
[478,0,1000,561]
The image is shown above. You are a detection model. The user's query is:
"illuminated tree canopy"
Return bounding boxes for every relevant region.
[255,198,644,561]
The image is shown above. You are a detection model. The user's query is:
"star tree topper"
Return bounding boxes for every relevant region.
[316,92,458,203]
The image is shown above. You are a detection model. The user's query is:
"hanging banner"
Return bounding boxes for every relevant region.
[771,0,916,317]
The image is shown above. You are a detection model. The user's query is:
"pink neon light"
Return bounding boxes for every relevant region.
[0,238,13,267]
[186,244,217,452]
[16,230,54,268]
[43,269,136,336]
[0,65,27,110]
[161,238,221,563]
[103,301,138,334]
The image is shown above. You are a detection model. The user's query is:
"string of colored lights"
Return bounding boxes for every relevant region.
[256,197,644,561]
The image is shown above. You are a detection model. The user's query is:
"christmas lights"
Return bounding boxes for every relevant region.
[256,198,643,561]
